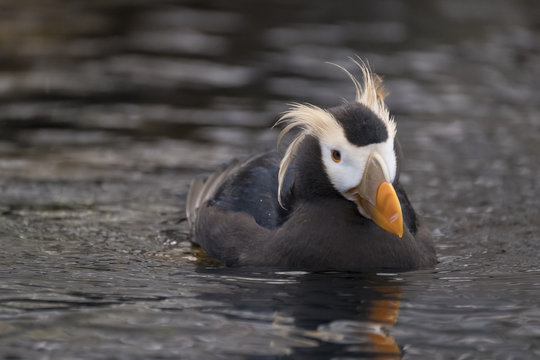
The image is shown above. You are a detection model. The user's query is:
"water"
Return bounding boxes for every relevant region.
[1,0,539,358]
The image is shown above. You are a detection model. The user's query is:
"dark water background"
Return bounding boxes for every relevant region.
[1,1,539,359]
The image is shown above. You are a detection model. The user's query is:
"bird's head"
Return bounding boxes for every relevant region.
[276,61,403,237]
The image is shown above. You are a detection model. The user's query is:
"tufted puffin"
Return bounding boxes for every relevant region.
[186,61,437,271]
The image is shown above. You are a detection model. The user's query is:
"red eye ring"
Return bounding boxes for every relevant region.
[331,149,341,163]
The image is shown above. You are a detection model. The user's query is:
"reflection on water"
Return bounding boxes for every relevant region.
[1,0,540,359]
[190,271,403,359]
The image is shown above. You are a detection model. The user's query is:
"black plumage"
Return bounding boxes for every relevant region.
[187,125,436,271]
[186,67,437,271]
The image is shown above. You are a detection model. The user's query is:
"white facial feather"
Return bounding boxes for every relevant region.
[320,135,396,196]
[275,60,397,206]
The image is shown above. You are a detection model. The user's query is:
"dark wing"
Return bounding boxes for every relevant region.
[186,159,242,230]
[209,151,293,229]
[187,151,292,233]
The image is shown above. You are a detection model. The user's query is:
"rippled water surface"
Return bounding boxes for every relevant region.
[1,1,539,359]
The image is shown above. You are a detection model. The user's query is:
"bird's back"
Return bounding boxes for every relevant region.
[186,151,290,234]
[186,149,436,270]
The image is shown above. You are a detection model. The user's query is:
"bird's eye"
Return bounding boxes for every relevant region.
[331,149,341,163]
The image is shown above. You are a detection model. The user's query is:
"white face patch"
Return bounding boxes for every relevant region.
[319,125,397,198]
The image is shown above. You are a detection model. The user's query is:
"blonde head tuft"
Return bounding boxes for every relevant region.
[328,57,396,137]
[274,103,340,207]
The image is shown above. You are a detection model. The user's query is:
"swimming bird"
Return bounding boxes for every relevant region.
[186,62,437,271]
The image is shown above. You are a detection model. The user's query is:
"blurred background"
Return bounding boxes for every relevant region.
[1,1,539,359]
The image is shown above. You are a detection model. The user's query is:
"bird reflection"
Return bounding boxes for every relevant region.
[366,286,402,359]
[195,266,403,359]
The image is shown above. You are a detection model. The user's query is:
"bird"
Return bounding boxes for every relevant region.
[186,61,437,271]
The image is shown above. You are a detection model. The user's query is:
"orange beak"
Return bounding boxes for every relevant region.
[347,153,403,238]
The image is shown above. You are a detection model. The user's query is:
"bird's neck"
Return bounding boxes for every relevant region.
[292,136,342,202]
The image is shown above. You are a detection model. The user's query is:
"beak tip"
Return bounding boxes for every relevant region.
[375,182,404,239]
[387,218,403,238]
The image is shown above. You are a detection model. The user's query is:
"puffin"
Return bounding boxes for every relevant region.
[186,61,437,271]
